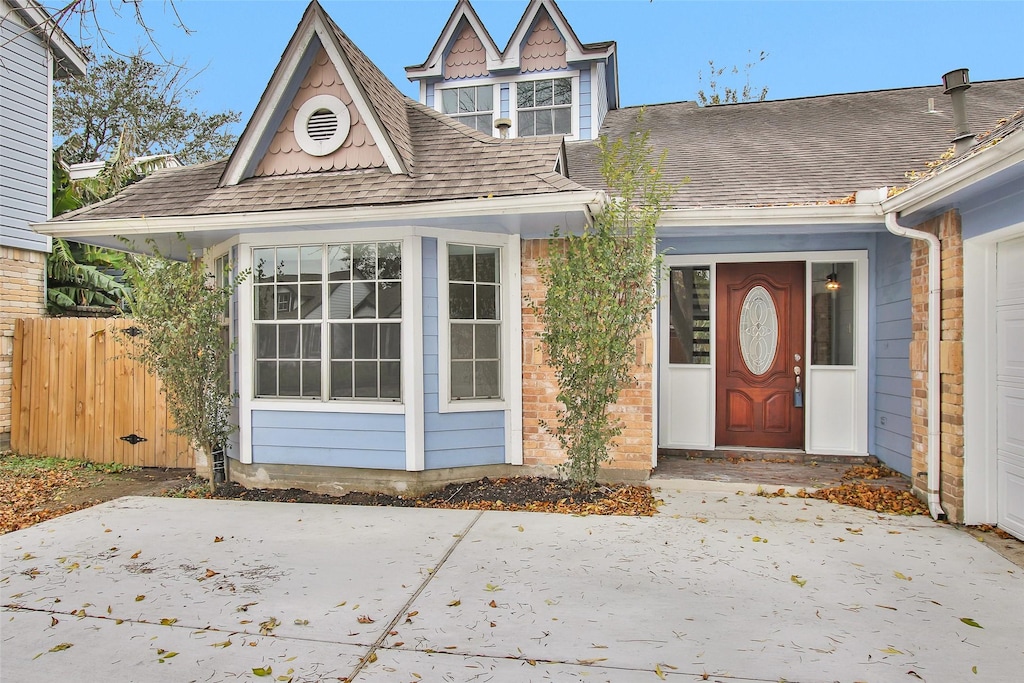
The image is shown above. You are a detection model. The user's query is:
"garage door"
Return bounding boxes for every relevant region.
[996,236,1024,540]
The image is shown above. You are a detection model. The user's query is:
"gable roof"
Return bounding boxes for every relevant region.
[501,0,615,66]
[222,0,411,185]
[566,78,1024,209]
[405,0,502,79]
[5,0,87,78]
[406,0,615,79]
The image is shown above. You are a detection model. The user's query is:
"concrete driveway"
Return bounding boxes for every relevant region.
[2,484,1022,682]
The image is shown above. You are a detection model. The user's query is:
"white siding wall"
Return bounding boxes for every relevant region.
[1,2,52,252]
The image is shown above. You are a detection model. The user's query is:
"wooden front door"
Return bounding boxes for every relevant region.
[715,262,805,449]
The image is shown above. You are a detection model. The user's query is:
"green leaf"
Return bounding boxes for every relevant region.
[960,617,983,629]
[252,666,273,676]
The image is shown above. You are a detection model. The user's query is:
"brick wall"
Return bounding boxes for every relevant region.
[1,246,48,449]
[909,210,965,521]
[520,239,654,476]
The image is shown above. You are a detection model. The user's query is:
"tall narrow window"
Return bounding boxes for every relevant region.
[253,246,323,398]
[448,244,501,400]
[811,262,854,365]
[441,85,494,134]
[214,253,233,390]
[516,78,571,136]
[252,242,402,401]
[668,267,711,364]
[328,242,402,400]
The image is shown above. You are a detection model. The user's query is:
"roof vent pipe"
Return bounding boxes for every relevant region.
[494,117,512,139]
[942,68,973,155]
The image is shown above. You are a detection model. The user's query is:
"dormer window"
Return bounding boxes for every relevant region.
[441,85,494,134]
[516,78,571,136]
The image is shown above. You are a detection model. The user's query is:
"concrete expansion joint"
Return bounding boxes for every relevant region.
[345,510,483,681]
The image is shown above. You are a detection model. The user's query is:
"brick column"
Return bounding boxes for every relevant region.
[520,239,654,477]
[1,246,48,450]
[909,209,965,521]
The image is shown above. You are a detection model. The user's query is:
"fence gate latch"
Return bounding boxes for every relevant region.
[120,434,148,445]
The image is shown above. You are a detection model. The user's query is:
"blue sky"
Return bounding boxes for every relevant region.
[77,0,1022,132]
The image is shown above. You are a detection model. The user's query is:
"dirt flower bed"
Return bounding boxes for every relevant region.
[170,476,660,517]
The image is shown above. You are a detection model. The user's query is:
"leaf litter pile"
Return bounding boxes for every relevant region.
[0,462,91,534]
[181,476,659,516]
[802,465,927,515]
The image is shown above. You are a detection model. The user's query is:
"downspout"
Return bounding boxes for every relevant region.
[884,212,946,521]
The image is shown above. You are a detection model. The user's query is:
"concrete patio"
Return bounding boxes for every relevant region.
[2,484,1021,682]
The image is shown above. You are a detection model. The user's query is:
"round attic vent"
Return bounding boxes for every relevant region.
[294,95,351,156]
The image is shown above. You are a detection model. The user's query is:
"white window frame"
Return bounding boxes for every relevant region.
[438,233,517,413]
[513,75,575,139]
[437,82,497,135]
[250,241,405,404]
[238,231,420,417]
[432,72,581,141]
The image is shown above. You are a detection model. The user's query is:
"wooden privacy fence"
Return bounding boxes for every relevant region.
[11,317,194,468]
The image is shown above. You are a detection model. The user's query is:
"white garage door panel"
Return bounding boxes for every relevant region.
[996,236,1024,540]
[996,387,1024,456]
[997,459,1024,539]
[997,236,1024,303]
[996,310,1024,383]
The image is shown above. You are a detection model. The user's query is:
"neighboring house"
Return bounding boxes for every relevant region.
[0,0,87,449]
[67,154,182,181]
[37,0,1024,539]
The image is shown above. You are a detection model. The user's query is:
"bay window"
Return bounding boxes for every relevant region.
[253,242,402,401]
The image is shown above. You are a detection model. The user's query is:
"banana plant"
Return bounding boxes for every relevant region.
[48,124,160,315]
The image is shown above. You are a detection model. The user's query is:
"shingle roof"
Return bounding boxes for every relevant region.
[567,79,1024,209]
[322,10,415,170]
[55,100,584,222]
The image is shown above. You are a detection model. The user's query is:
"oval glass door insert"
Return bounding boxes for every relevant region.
[739,285,778,376]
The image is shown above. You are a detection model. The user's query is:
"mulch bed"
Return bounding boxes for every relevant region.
[183,476,660,516]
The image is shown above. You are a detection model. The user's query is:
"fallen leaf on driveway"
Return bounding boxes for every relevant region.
[252,666,272,676]
[357,615,375,624]
[791,575,807,587]
[893,571,912,581]
[960,617,983,629]
[880,646,903,654]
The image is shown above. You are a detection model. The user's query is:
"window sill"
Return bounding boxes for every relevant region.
[439,399,508,414]
[250,399,405,414]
